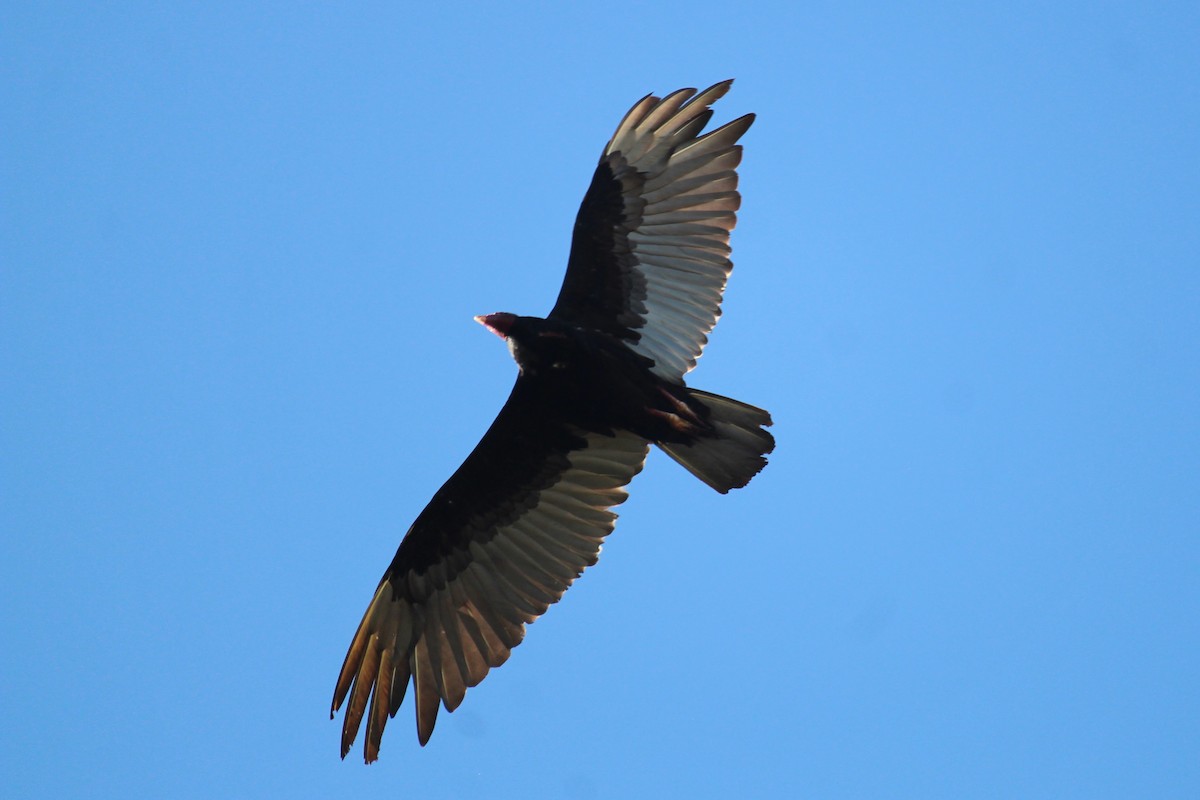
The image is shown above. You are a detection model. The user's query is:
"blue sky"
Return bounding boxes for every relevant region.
[3,2,1198,797]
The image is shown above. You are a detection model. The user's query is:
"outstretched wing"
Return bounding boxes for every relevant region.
[550,80,753,381]
[331,377,649,762]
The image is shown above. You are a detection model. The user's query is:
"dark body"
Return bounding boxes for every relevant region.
[332,81,774,762]
[497,315,709,442]
[390,315,709,587]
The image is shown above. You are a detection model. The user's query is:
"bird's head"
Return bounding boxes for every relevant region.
[474,312,517,340]
[475,311,526,367]
[475,313,578,375]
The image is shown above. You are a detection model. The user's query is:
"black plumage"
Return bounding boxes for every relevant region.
[331,80,774,762]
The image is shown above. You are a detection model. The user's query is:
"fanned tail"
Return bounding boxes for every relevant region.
[657,389,774,493]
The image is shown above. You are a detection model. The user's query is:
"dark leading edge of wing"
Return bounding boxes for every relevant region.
[331,376,648,761]
[551,80,754,381]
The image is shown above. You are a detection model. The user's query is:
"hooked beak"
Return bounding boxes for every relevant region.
[474,312,515,339]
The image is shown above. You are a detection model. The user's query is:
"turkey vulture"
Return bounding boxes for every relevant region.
[331,80,774,762]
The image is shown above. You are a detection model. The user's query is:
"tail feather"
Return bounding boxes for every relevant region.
[657,389,774,493]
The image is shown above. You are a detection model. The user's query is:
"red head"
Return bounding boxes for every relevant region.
[474,312,517,339]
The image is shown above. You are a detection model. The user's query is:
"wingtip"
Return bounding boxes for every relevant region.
[696,79,735,103]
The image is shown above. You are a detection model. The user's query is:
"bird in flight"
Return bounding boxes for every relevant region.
[331,80,774,762]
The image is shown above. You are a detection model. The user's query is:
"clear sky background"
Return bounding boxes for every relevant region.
[3,3,1198,798]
